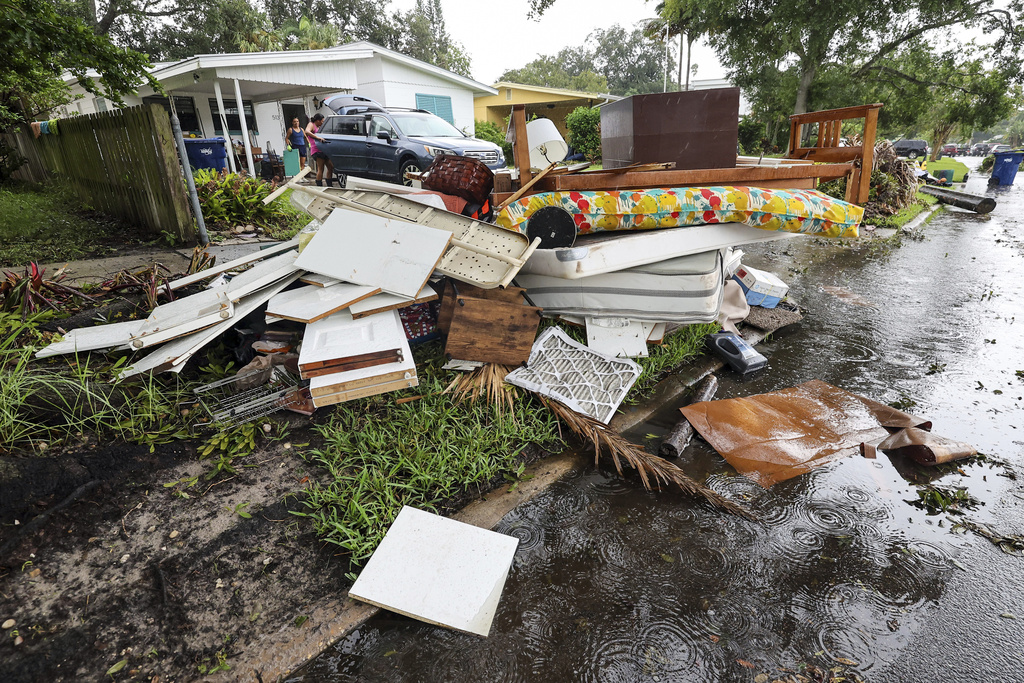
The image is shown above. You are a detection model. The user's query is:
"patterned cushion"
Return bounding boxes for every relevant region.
[496,186,863,238]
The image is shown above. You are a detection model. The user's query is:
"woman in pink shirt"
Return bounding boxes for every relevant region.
[304,113,336,187]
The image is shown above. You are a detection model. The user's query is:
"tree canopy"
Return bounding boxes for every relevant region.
[499,24,673,96]
[0,0,155,130]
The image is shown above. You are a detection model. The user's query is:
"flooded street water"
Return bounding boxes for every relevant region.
[289,160,1024,682]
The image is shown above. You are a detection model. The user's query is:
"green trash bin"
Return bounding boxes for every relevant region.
[283,147,300,178]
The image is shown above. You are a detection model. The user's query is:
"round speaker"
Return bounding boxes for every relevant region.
[524,206,577,249]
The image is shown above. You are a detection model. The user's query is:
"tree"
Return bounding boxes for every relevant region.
[499,51,609,93]
[499,24,671,97]
[659,0,1021,115]
[0,0,155,131]
[397,0,471,76]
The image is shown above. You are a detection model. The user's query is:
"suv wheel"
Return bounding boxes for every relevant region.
[907,150,919,159]
[399,158,421,186]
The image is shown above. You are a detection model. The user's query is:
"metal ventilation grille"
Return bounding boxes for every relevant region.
[505,327,641,424]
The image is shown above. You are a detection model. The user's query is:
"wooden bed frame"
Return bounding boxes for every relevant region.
[493,102,883,207]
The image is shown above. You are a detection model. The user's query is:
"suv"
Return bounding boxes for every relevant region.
[892,139,929,159]
[316,103,506,185]
[990,144,1012,154]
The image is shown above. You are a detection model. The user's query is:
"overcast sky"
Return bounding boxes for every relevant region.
[388,0,728,86]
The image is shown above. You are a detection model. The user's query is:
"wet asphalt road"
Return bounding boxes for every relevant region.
[290,158,1024,682]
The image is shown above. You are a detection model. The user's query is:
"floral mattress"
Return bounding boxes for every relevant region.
[496,186,863,238]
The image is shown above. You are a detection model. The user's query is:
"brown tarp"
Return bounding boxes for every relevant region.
[681,380,933,487]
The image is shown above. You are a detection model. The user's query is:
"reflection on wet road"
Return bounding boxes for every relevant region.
[290,161,1024,682]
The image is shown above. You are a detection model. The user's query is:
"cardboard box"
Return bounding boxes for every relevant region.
[733,265,788,308]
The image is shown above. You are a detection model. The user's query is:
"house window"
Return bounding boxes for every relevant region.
[142,95,201,135]
[94,97,108,112]
[208,98,258,136]
[414,94,454,124]
[505,88,512,101]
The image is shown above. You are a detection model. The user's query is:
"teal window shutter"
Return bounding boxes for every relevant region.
[415,94,454,124]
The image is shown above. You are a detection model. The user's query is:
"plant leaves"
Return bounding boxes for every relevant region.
[106,659,128,675]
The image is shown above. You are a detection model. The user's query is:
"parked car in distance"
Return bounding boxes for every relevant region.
[990,144,1012,154]
[892,138,929,159]
[315,102,506,185]
[957,144,972,155]
[941,143,958,156]
[971,142,992,156]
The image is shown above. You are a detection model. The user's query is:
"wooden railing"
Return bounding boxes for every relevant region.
[788,103,883,204]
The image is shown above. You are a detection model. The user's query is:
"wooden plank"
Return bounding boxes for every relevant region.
[168,239,300,290]
[856,106,880,204]
[35,320,146,359]
[437,281,525,333]
[790,146,864,162]
[444,296,541,366]
[349,284,438,320]
[789,103,884,125]
[265,282,380,323]
[496,162,557,212]
[300,350,403,379]
[511,104,531,186]
[129,289,234,349]
[294,209,451,298]
[308,355,416,397]
[311,374,418,408]
[536,164,854,193]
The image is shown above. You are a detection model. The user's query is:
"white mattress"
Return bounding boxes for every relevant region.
[515,249,724,323]
[518,223,798,280]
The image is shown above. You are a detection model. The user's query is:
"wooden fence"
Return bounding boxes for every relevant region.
[2,105,195,241]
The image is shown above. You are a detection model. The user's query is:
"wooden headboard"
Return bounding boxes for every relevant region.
[787,103,883,204]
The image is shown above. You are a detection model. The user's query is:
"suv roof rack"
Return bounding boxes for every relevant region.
[385,107,432,114]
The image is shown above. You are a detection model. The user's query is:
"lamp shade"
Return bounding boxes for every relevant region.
[526,118,568,170]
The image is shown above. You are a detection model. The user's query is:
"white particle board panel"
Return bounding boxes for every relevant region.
[348,285,437,319]
[298,309,406,368]
[585,317,649,358]
[299,273,342,288]
[349,506,519,637]
[167,239,299,290]
[265,283,380,323]
[129,290,234,349]
[35,319,145,359]
[294,208,451,298]
[223,250,299,301]
[645,322,667,344]
[118,273,301,380]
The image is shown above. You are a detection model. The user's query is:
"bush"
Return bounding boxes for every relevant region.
[192,170,304,236]
[565,106,602,162]
[473,120,512,165]
[979,155,994,173]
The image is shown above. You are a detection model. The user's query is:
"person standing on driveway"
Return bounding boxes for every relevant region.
[305,113,335,187]
[287,117,308,169]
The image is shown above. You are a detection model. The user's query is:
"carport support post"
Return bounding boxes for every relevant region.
[168,93,209,245]
[233,78,256,176]
[213,79,237,174]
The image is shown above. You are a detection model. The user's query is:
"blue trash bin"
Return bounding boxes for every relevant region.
[182,137,228,171]
[990,150,1024,186]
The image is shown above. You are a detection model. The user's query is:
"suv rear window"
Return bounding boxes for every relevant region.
[323,116,367,136]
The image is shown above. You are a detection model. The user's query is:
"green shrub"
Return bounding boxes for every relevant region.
[192,170,305,235]
[565,106,602,162]
[979,155,994,173]
[473,120,512,165]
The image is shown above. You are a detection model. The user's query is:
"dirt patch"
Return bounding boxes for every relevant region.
[0,417,558,683]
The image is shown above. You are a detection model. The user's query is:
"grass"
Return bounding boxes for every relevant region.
[295,341,562,564]
[0,182,126,267]
[862,191,938,232]
[0,312,194,454]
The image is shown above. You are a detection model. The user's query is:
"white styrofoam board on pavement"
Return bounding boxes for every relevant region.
[265,283,380,323]
[349,506,519,637]
[585,317,649,358]
[294,208,450,298]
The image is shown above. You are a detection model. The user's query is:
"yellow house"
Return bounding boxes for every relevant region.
[474,82,620,139]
